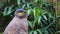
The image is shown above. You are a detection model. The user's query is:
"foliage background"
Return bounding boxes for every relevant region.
[0,0,60,34]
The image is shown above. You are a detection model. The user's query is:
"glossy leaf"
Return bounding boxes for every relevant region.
[34,31,37,34]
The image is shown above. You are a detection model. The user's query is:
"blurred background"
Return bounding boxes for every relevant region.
[0,0,60,34]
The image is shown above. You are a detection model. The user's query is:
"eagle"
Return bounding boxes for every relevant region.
[4,8,28,34]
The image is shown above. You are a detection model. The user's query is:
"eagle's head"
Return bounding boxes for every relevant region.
[14,8,26,18]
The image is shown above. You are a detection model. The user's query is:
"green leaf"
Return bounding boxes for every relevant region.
[38,16,41,24]
[3,5,13,16]
[22,0,25,3]
[38,16,43,28]
[7,0,11,3]
[17,0,20,5]
[27,9,31,16]
[33,8,36,18]
[28,21,33,29]
[29,31,33,34]
[3,7,8,16]
[27,3,30,8]
[7,5,13,14]
[33,18,38,28]
[48,29,53,34]
[44,20,56,29]
[34,31,37,34]
[37,29,42,34]
[34,0,38,2]
[56,31,60,34]
[44,30,49,34]
[22,4,26,8]
[42,15,47,20]
[42,20,48,25]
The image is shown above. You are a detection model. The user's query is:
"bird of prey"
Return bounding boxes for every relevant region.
[4,8,28,34]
